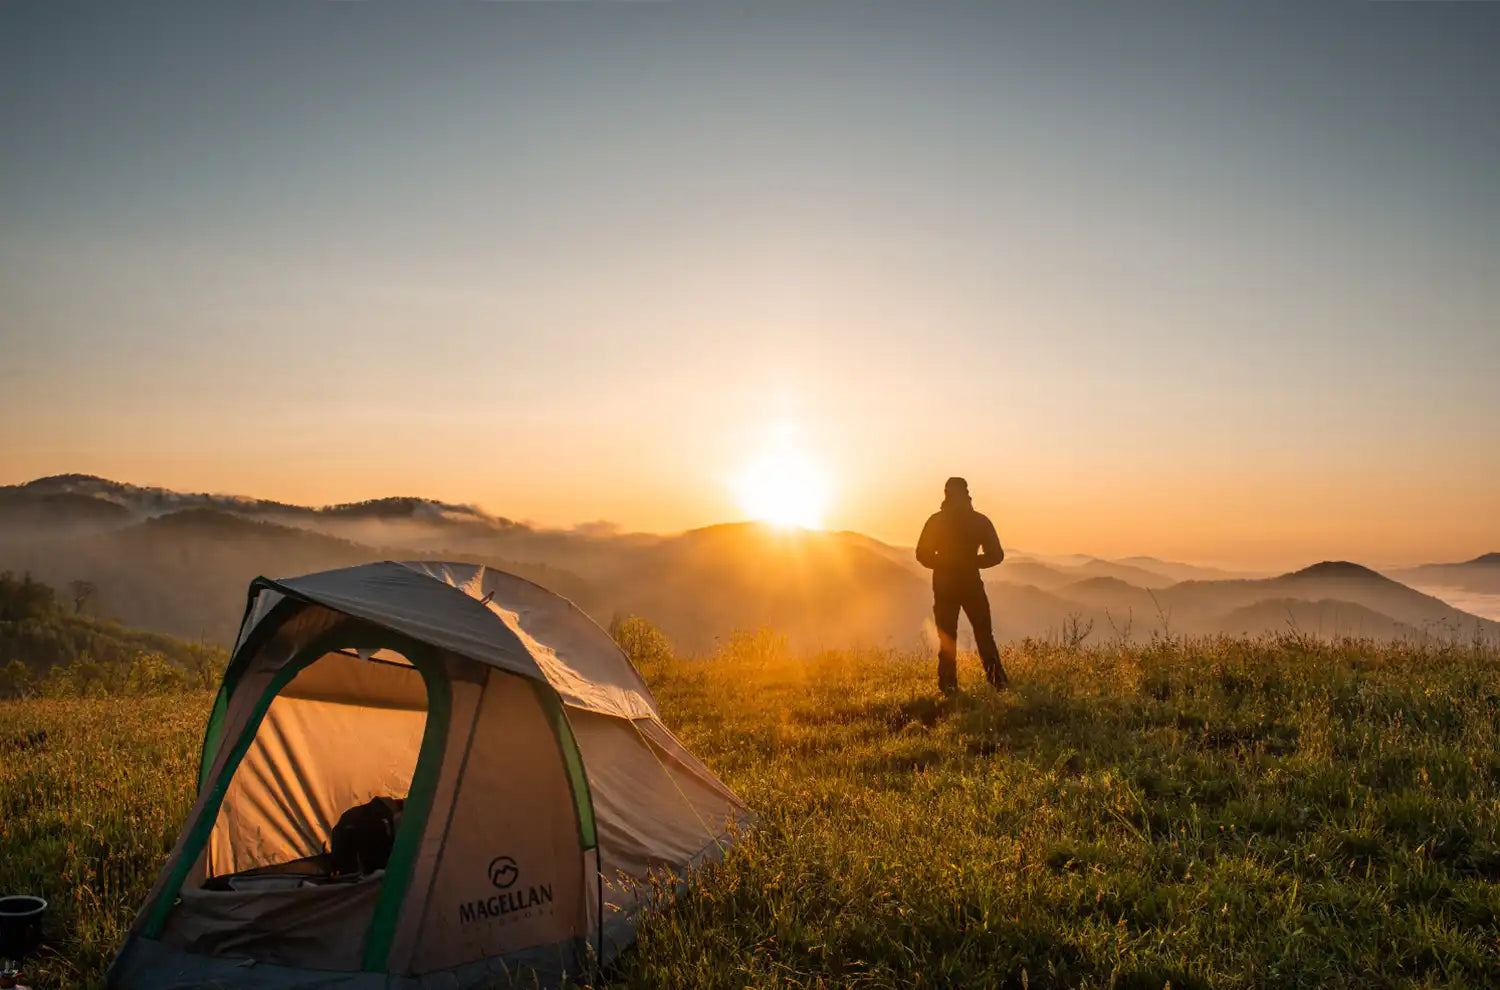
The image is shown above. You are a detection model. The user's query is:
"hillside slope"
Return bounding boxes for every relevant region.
[0,509,598,644]
[608,522,931,651]
[0,572,225,695]
[1392,552,1500,595]
[1213,598,1420,640]
[0,489,133,536]
[7,638,1500,987]
[1159,562,1500,640]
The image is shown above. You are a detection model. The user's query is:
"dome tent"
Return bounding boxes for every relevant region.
[108,561,750,989]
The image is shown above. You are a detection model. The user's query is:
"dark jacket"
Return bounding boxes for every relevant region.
[916,498,1004,589]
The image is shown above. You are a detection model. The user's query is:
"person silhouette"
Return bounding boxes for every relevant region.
[915,477,1007,693]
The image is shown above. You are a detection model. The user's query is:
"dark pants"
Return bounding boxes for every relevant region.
[933,577,1004,690]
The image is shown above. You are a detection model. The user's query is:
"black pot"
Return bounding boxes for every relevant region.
[0,896,46,961]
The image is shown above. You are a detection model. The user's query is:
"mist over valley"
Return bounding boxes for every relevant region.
[4,474,1494,653]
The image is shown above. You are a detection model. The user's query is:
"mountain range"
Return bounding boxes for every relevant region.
[1,474,1496,652]
[1390,553,1500,595]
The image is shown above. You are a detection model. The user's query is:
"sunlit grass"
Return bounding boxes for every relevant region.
[4,633,1499,988]
[622,633,1500,989]
[0,695,206,985]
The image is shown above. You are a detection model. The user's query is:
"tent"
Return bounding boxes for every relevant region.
[109,561,750,989]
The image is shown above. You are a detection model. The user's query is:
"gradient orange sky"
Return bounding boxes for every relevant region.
[2,4,1497,570]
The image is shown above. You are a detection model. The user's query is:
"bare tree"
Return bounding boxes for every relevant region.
[1146,589,1174,641]
[1062,611,1094,650]
[68,579,98,615]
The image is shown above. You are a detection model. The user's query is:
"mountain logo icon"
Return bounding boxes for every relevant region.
[488,856,519,890]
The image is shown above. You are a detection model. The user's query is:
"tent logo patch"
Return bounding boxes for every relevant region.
[460,856,555,926]
[488,855,519,889]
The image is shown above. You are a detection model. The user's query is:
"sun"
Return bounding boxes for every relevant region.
[734,447,831,529]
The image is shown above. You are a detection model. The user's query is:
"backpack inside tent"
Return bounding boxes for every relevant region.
[108,561,751,989]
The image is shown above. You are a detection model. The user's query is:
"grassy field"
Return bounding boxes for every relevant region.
[4,634,1500,988]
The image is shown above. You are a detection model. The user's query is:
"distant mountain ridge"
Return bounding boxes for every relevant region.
[1390,552,1500,597]
[0,488,133,532]
[990,555,1255,592]
[1115,556,1247,582]
[1164,561,1493,638]
[11,474,309,517]
[9,474,513,528]
[1,475,1495,650]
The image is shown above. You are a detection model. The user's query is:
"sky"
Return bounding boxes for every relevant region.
[2,2,1497,570]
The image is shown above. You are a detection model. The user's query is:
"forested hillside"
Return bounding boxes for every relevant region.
[0,572,224,697]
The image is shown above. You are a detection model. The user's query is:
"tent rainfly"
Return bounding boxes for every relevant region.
[108,561,750,989]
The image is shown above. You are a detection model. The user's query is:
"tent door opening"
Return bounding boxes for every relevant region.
[154,627,449,971]
[203,643,431,889]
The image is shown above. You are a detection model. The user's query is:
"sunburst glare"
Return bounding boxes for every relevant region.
[734,447,831,529]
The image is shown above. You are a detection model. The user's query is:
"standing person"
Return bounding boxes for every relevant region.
[915,477,1007,694]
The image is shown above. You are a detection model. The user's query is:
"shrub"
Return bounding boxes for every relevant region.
[610,614,675,669]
